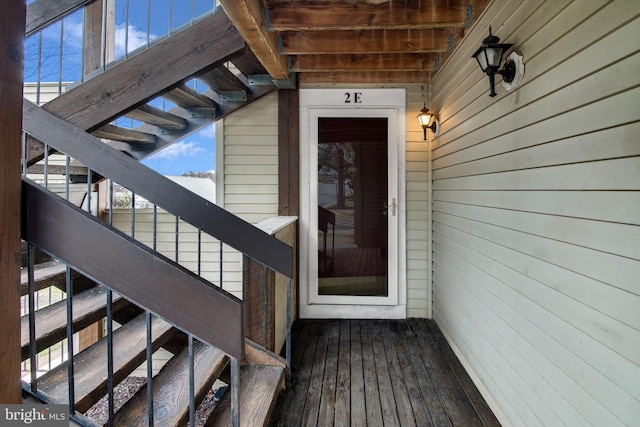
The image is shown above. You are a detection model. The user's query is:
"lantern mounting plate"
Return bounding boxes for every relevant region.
[502,51,525,92]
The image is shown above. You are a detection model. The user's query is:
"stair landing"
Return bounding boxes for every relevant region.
[269,319,501,427]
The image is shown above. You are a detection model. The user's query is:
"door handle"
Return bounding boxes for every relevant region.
[383,198,396,216]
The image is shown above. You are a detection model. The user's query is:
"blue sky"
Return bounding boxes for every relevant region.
[24,0,217,176]
[141,125,216,176]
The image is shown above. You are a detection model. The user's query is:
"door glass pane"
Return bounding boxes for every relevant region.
[317,118,388,297]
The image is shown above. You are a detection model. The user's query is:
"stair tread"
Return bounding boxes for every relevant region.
[126,104,187,130]
[198,66,247,94]
[163,85,218,110]
[113,340,228,426]
[230,49,269,77]
[20,261,67,295]
[37,313,175,412]
[92,124,156,144]
[21,286,127,361]
[205,364,285,427]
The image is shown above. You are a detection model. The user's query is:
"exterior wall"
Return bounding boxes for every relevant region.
[222,93,279,223]
[405,84,431,318]
[429,0,640,426]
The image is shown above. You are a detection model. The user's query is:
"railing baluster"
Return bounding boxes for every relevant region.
[43,142,48,189]
[146,0,151,48]
[65,265,76,415]
[27,243,37,391]
[153,204,158,251]
[101,0,108,69]
[197,229,202,277]
[86,167,92,214]
[21,131,27,176]
[168,0,173,36]
[36,30,42,105]
[58,18,64,95]
[286,277,292,383]
[106,290,114,427]
[131,191,136,238]
[219,241,223,290]
[65,155,70,202]
[188,334,195,427]
[108,180,114,226]
[263,265,269,348]
[231,357,240,427]
[146,312,154,426]
[124,0,130,59]
[175,215,179,263]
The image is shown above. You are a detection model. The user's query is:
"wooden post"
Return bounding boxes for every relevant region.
[278,89,299,216]
[79,0,106,351]
[0,0,25,404]
[277,89,299,322]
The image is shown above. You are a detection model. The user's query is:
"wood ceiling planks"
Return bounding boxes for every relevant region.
[222,0,489,84]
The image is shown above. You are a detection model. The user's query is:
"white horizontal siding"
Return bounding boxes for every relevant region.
[406,84,431,317]
[222,93,279,224]
[430,0,640,426]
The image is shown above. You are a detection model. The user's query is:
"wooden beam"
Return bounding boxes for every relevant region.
[219,0,289,80]
[265,0,470,31]
[41,9,244,133]
[278,89,299,217]
[281,28,452,55]
[23,100,294,278]
[0,0,25,404]
[23,180,244,360]
[299,70,431,84]
[26,0,96,37]
[291,53,438,72]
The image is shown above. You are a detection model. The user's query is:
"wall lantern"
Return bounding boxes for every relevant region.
[472,26,524,97]
[417,104,438,140]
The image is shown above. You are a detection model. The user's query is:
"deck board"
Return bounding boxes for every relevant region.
[270,319,501,427]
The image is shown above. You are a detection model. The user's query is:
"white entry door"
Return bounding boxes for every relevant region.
[299,89,406,319]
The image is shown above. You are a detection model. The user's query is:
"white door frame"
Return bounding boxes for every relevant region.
[299,89,407,319]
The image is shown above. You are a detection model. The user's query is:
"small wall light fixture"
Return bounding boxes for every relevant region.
[472,26,524,97]
[417,104,438,140]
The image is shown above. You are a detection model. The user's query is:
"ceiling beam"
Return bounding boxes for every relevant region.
[281,28,452,55]
[299,71,430,85]
[291,53,438,72]
[219,0,289,80]
[265,0,471,31]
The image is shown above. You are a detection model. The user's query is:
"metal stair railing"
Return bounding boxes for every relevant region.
[21,99,293,427]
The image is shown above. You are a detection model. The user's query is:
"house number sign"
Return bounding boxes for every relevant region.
[344,92,362,103]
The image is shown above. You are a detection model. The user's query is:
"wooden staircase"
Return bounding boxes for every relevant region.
[21,229,286,426]
[20,5,292,426]
[25,6,280,168]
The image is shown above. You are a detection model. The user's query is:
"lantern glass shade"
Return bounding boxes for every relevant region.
[417,110,432,128]
[473,45,508,72]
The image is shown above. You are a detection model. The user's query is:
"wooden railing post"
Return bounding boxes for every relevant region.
[244,217,297,354]
[0,0,26,404]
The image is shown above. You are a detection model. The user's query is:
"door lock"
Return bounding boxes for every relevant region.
[383,198,397,216]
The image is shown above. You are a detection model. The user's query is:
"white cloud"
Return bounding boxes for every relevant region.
[114,24,154,57]
[148,141,207,160]
[198,124,215,139]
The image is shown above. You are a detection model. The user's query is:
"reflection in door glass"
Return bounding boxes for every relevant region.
[317,118,388,297]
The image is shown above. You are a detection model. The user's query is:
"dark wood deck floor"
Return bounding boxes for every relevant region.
[269,319,500,427]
